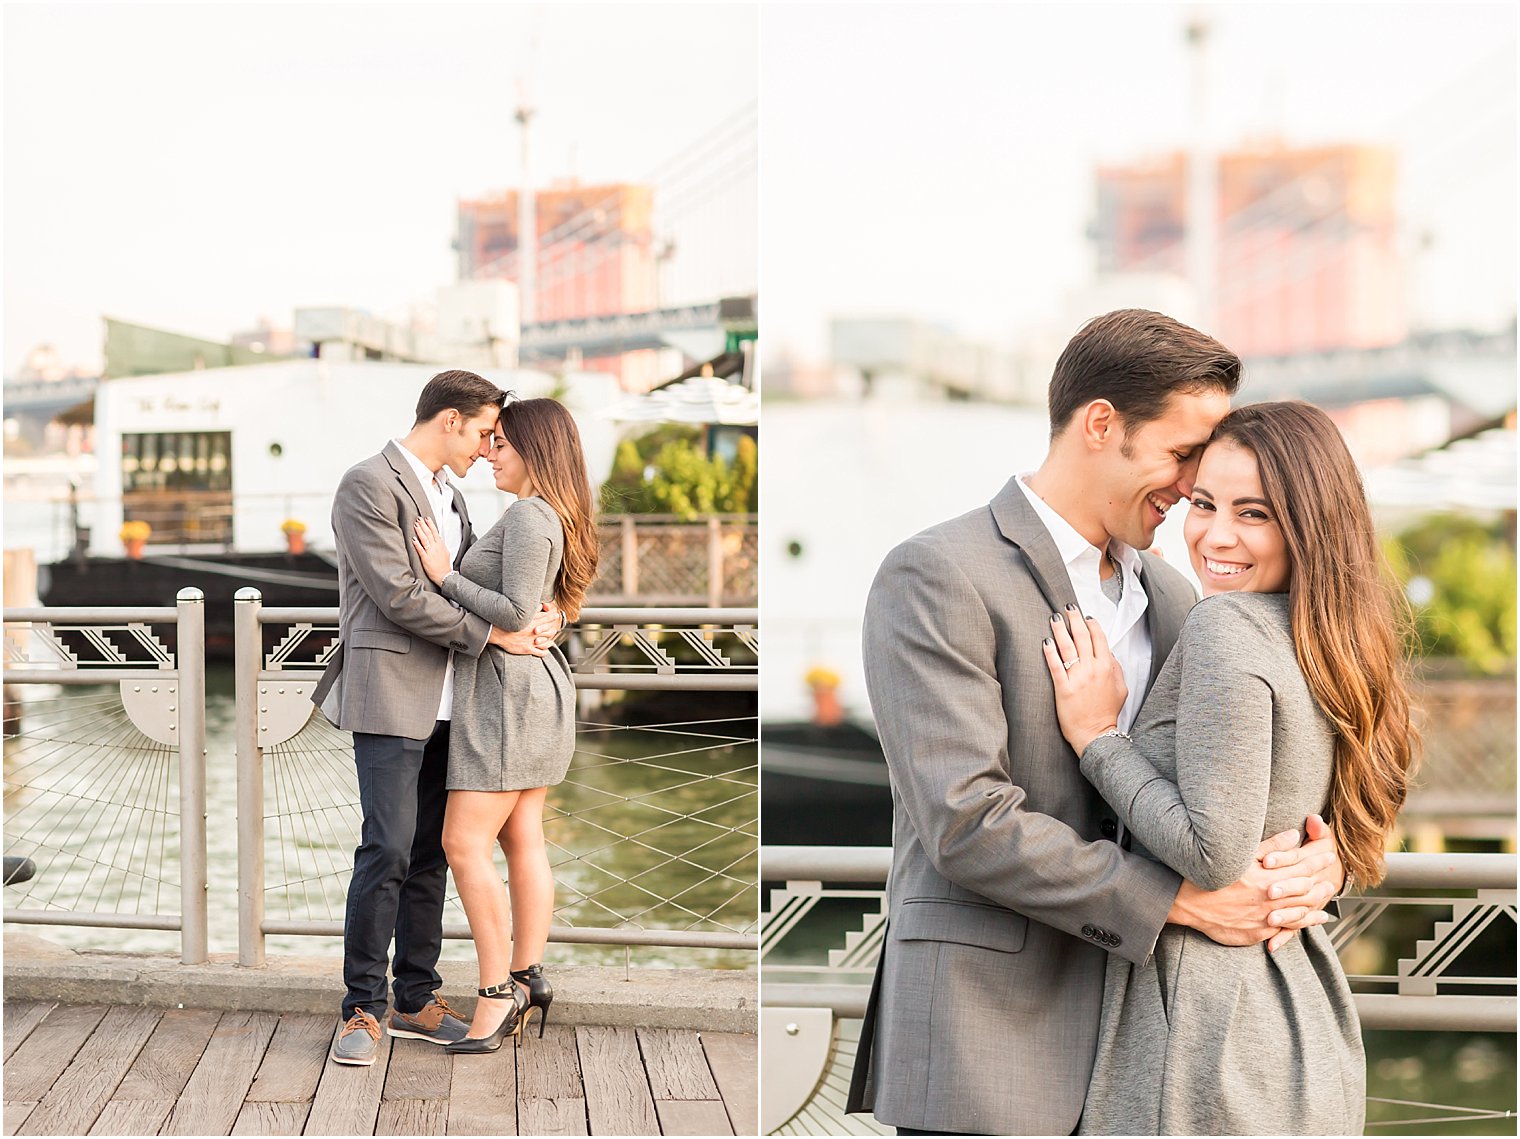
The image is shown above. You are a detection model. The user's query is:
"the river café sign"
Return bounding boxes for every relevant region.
[123,392,224,425]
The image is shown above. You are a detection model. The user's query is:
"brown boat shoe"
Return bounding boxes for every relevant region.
[387,995,469,1044]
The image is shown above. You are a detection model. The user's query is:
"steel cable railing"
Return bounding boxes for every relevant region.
[759,845,1516,1133]
[3,592,208,963]
[235,595,757,965]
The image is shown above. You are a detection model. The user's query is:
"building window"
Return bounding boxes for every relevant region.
[121,431,233,545]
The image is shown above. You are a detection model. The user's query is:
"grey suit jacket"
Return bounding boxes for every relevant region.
[847,476,1196,1136]
[311,441,493,740]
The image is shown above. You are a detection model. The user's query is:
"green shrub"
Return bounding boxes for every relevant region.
[1384,515,1517,673]
[598,426,757,519]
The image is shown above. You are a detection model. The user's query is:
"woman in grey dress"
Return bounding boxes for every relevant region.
[411,397,599,1052]
[1043,401,1417,1134]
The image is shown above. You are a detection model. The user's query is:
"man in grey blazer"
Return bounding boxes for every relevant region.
[313,369,560,1065]
[848,311,1345,1135]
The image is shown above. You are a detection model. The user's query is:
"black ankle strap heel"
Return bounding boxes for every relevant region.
[445,982,527,1054]
[511,964,554,1038]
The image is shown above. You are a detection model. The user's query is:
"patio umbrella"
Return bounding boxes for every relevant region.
[1365,426,1516,512]
[605,374,758,425]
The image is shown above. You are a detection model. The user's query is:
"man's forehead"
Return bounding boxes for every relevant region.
[1152,390,1230,442]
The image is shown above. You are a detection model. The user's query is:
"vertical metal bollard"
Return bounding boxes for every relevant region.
[234,588,266,966]
[176,587,209,965]
[621,516,639,598]
[707,516,724,609]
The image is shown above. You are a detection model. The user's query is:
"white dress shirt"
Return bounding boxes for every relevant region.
[1015,475,1153,732]
[395,441,465,722]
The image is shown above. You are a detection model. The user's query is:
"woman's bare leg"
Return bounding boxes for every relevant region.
[501,787,552,982]
[443,789,520,1038]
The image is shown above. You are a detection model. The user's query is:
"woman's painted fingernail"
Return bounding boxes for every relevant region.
[1052,613,1062,623]
[1043,638,1053,647]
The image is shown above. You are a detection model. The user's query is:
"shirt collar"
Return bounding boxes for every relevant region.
[1015,474,1142,575]
[394,439,450,493]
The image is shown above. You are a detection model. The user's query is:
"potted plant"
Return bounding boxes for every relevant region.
[805,664,844,727]
[119,520,151,559]
[281,518,307,555]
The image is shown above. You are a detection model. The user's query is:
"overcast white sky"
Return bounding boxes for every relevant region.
[6,4,1514,377]
[762,3,1517,362]
[3,3,758,375]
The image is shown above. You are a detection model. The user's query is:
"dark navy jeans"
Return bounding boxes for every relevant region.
[343,723,450,1019]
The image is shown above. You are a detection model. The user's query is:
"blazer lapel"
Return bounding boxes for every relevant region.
[988,476,1079,614]
[382,441,435,525]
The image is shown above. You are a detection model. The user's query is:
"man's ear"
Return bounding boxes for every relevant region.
[1078,400,1119,452]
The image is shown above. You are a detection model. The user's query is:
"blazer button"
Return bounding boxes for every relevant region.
[1081,924,1096,939]
[1100,818,1118,840]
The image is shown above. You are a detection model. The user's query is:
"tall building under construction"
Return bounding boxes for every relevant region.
[1092,144,1405,358]
[457,183,657,316]
[456,182,660,384]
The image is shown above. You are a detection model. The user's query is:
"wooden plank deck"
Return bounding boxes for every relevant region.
[2,1003,757,1137]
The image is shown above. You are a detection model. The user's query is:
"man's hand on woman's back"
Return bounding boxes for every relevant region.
[488,603,562,657]
[1167,814,1345,950]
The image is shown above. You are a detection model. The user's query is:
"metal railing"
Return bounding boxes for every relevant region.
[22,489,758,606]
[4,597,756,968]
[2,591,208,964]
[234,594,758,965]
[759,845,1517,1134]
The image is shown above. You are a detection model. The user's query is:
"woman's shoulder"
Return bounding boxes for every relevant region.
[1179,590,1292,648]
[502,495,563,537]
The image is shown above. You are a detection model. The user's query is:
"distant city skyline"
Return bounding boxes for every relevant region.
[3,3,757,376]
[763,3,1517,364]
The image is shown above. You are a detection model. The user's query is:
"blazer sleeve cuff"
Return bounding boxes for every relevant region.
[1116,854,1183,967]
[453,611,492,656]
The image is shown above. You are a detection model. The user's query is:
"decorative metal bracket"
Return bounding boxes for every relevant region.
[8,622,173,671]
[1396,887,1517,995]
[120,680,180,746]
[572,621,758,676]
[761,1008,834,1133]
[266,624,339,671]
[255,681,316,747]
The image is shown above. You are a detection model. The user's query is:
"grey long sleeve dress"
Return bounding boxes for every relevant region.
[1076,592,1365,1136]
[440,496,576,791]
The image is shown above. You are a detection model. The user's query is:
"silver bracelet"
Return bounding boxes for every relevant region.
[1079,727,1130,761]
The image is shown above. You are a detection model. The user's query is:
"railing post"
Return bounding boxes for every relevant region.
[175,587,208,965]
[621,516,639,599]
[707,517,724,608]
[235,587,266,966]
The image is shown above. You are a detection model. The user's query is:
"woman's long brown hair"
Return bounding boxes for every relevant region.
[1212,401,1418,887]
[499,398,599,622]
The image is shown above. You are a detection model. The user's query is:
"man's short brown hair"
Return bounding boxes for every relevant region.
[1047,309,1241,436]
[413,369,504,425]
